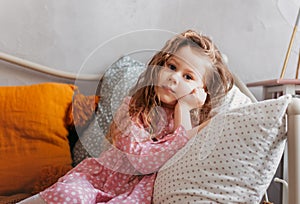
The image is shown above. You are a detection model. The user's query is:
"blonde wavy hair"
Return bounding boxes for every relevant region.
[107,30,234,144]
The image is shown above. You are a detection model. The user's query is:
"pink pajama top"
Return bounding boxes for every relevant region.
[40,97,188,204]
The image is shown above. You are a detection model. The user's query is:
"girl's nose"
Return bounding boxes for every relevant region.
[168,73,179,84]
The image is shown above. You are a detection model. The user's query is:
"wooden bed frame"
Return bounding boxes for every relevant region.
[0,51,299,204]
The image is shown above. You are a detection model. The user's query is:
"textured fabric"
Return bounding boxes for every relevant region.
[0,83,75,195]
[66,88,100,131]
[210,85,252,115]
[40,97,188,203]
[72,118,103,166]
[153,95,291,203]
[72,56,146,166]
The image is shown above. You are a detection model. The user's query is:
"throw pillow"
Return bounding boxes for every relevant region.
[153,95,291,203]
[0,83,74,196]
[72,56,146,166]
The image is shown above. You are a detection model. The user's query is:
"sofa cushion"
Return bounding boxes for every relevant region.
[0,83,75,195]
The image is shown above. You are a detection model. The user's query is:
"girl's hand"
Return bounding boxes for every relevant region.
[174,87,207,132]
[177,87,207,111]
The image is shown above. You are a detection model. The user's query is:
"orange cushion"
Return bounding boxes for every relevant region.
[0,83,75,195]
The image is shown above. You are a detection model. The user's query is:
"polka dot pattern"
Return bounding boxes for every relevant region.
[153,95,291,203]
[72,56,146,165]
[95,56,145,136]
[40,158,156,204]
[40,96,189,203]
[72,118,103,166]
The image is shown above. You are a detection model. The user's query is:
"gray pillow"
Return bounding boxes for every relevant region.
[72,56,146,166]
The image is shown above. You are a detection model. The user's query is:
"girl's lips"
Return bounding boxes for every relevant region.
[162,85,175,93]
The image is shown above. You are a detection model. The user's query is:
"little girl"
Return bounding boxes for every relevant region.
[19,30,233,203]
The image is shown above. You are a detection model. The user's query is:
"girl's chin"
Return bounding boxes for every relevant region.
[161,101,176,109]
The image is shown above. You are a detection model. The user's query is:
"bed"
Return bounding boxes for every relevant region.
[0,51,299,204]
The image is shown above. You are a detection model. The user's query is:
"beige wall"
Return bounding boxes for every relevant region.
[0,0,299,99]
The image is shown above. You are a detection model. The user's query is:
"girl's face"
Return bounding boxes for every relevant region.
[156,46,210,107]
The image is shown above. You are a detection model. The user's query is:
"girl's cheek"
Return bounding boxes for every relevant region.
[176,87,193,99]
[158,70,168,83]
[199,89,207,103]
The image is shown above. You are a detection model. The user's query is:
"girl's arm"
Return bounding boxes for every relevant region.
[174,104,193,138]
[174,87,207,138]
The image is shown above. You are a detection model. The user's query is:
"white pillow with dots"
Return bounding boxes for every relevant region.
[153,95,291,204]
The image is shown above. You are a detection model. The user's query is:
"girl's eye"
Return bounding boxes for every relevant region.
[168,64,176,71]
[184,74,193,80]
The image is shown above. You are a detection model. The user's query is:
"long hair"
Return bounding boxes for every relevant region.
[107,30,234,144]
